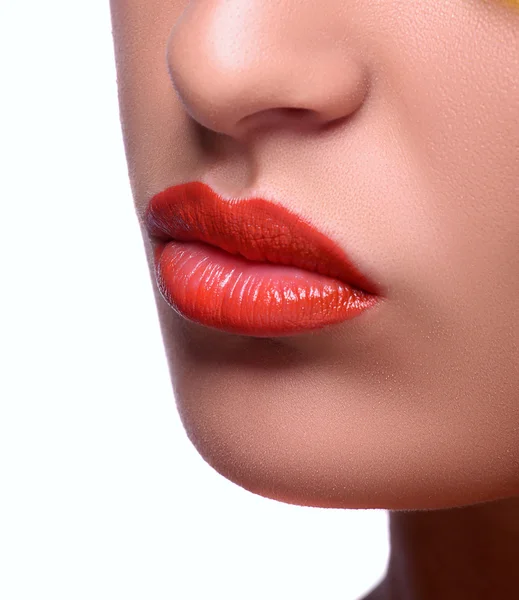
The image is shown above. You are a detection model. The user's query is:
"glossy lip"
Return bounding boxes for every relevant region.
[144,180,383,336]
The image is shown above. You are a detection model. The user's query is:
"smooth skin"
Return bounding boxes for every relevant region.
[109,1,519,598]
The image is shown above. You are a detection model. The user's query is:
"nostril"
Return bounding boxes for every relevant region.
[281,107,310,116]
[240,106,320,134]
[268,107,315,119]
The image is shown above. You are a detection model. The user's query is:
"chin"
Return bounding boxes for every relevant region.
[174,385,519,512]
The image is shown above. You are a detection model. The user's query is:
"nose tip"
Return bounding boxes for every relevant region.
[166,3,370,140]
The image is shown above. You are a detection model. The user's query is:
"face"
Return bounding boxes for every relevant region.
[110,0,519,510]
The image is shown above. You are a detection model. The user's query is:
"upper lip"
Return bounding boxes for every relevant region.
[144,180,382,296]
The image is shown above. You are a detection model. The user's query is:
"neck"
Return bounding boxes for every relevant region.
[376,497,519,600]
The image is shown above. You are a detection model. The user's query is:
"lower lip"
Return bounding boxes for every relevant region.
[154,240,379,337]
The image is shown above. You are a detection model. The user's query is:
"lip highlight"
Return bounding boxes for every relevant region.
[144,181,382,336]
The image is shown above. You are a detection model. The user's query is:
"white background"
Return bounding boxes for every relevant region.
[0,2,389,598]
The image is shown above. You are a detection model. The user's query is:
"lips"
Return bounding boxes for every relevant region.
[144,180,382,336]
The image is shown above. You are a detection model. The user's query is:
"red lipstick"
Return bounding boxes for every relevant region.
[145,181,382,337]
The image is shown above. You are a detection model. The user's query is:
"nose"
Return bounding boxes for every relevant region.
[166,2,370,140]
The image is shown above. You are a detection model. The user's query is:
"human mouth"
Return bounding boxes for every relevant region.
[144,181,383,337]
